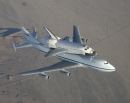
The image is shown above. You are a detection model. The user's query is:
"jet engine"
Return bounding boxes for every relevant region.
[39,73,50,79]
[61,70,71,76]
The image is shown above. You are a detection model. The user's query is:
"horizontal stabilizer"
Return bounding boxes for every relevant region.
[12,44,17,52]
[12,41,32,51]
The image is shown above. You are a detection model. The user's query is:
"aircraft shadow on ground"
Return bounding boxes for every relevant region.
[0,28,21,37]
[0,28,31,38]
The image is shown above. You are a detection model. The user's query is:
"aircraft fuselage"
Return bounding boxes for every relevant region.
[21,27,115,72]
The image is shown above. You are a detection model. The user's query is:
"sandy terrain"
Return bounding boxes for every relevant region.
[0,0,130,103]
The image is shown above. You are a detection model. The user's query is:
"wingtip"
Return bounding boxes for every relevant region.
[73,25,79,29]
[12,43,17,52]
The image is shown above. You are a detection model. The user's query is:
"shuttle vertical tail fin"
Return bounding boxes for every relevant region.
[73,25,82,44]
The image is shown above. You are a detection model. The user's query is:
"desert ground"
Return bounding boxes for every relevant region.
[0,0,130,103]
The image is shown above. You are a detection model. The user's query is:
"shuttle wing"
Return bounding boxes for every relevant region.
[20,61,81,76]
[73,25,82,44]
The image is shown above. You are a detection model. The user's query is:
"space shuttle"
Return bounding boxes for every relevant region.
[12,25,115,79]
[41,26,97,57]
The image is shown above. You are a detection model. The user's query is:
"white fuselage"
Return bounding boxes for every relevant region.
[23,34,115,72]
[56,53,115,72]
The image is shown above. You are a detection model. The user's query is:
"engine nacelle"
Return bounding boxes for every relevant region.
[39,73,50,79]
[61,70,71,76]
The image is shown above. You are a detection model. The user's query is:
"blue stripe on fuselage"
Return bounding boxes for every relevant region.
[56,55,113,71]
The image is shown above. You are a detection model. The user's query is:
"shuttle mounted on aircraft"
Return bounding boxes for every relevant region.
[12,25,115,79]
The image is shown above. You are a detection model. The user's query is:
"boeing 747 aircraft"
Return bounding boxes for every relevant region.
[13,25,115,79]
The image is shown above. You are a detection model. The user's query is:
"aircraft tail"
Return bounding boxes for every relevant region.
[12,42,32,52]
[44,27,58,41]
[12,27,35,52]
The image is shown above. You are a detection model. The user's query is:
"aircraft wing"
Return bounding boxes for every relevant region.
[12,41,32,52]
[73,25,83,44]
[20,61,81,76]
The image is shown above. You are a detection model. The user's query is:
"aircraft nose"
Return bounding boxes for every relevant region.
[103,61,116,72]
[109,63,116,72]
